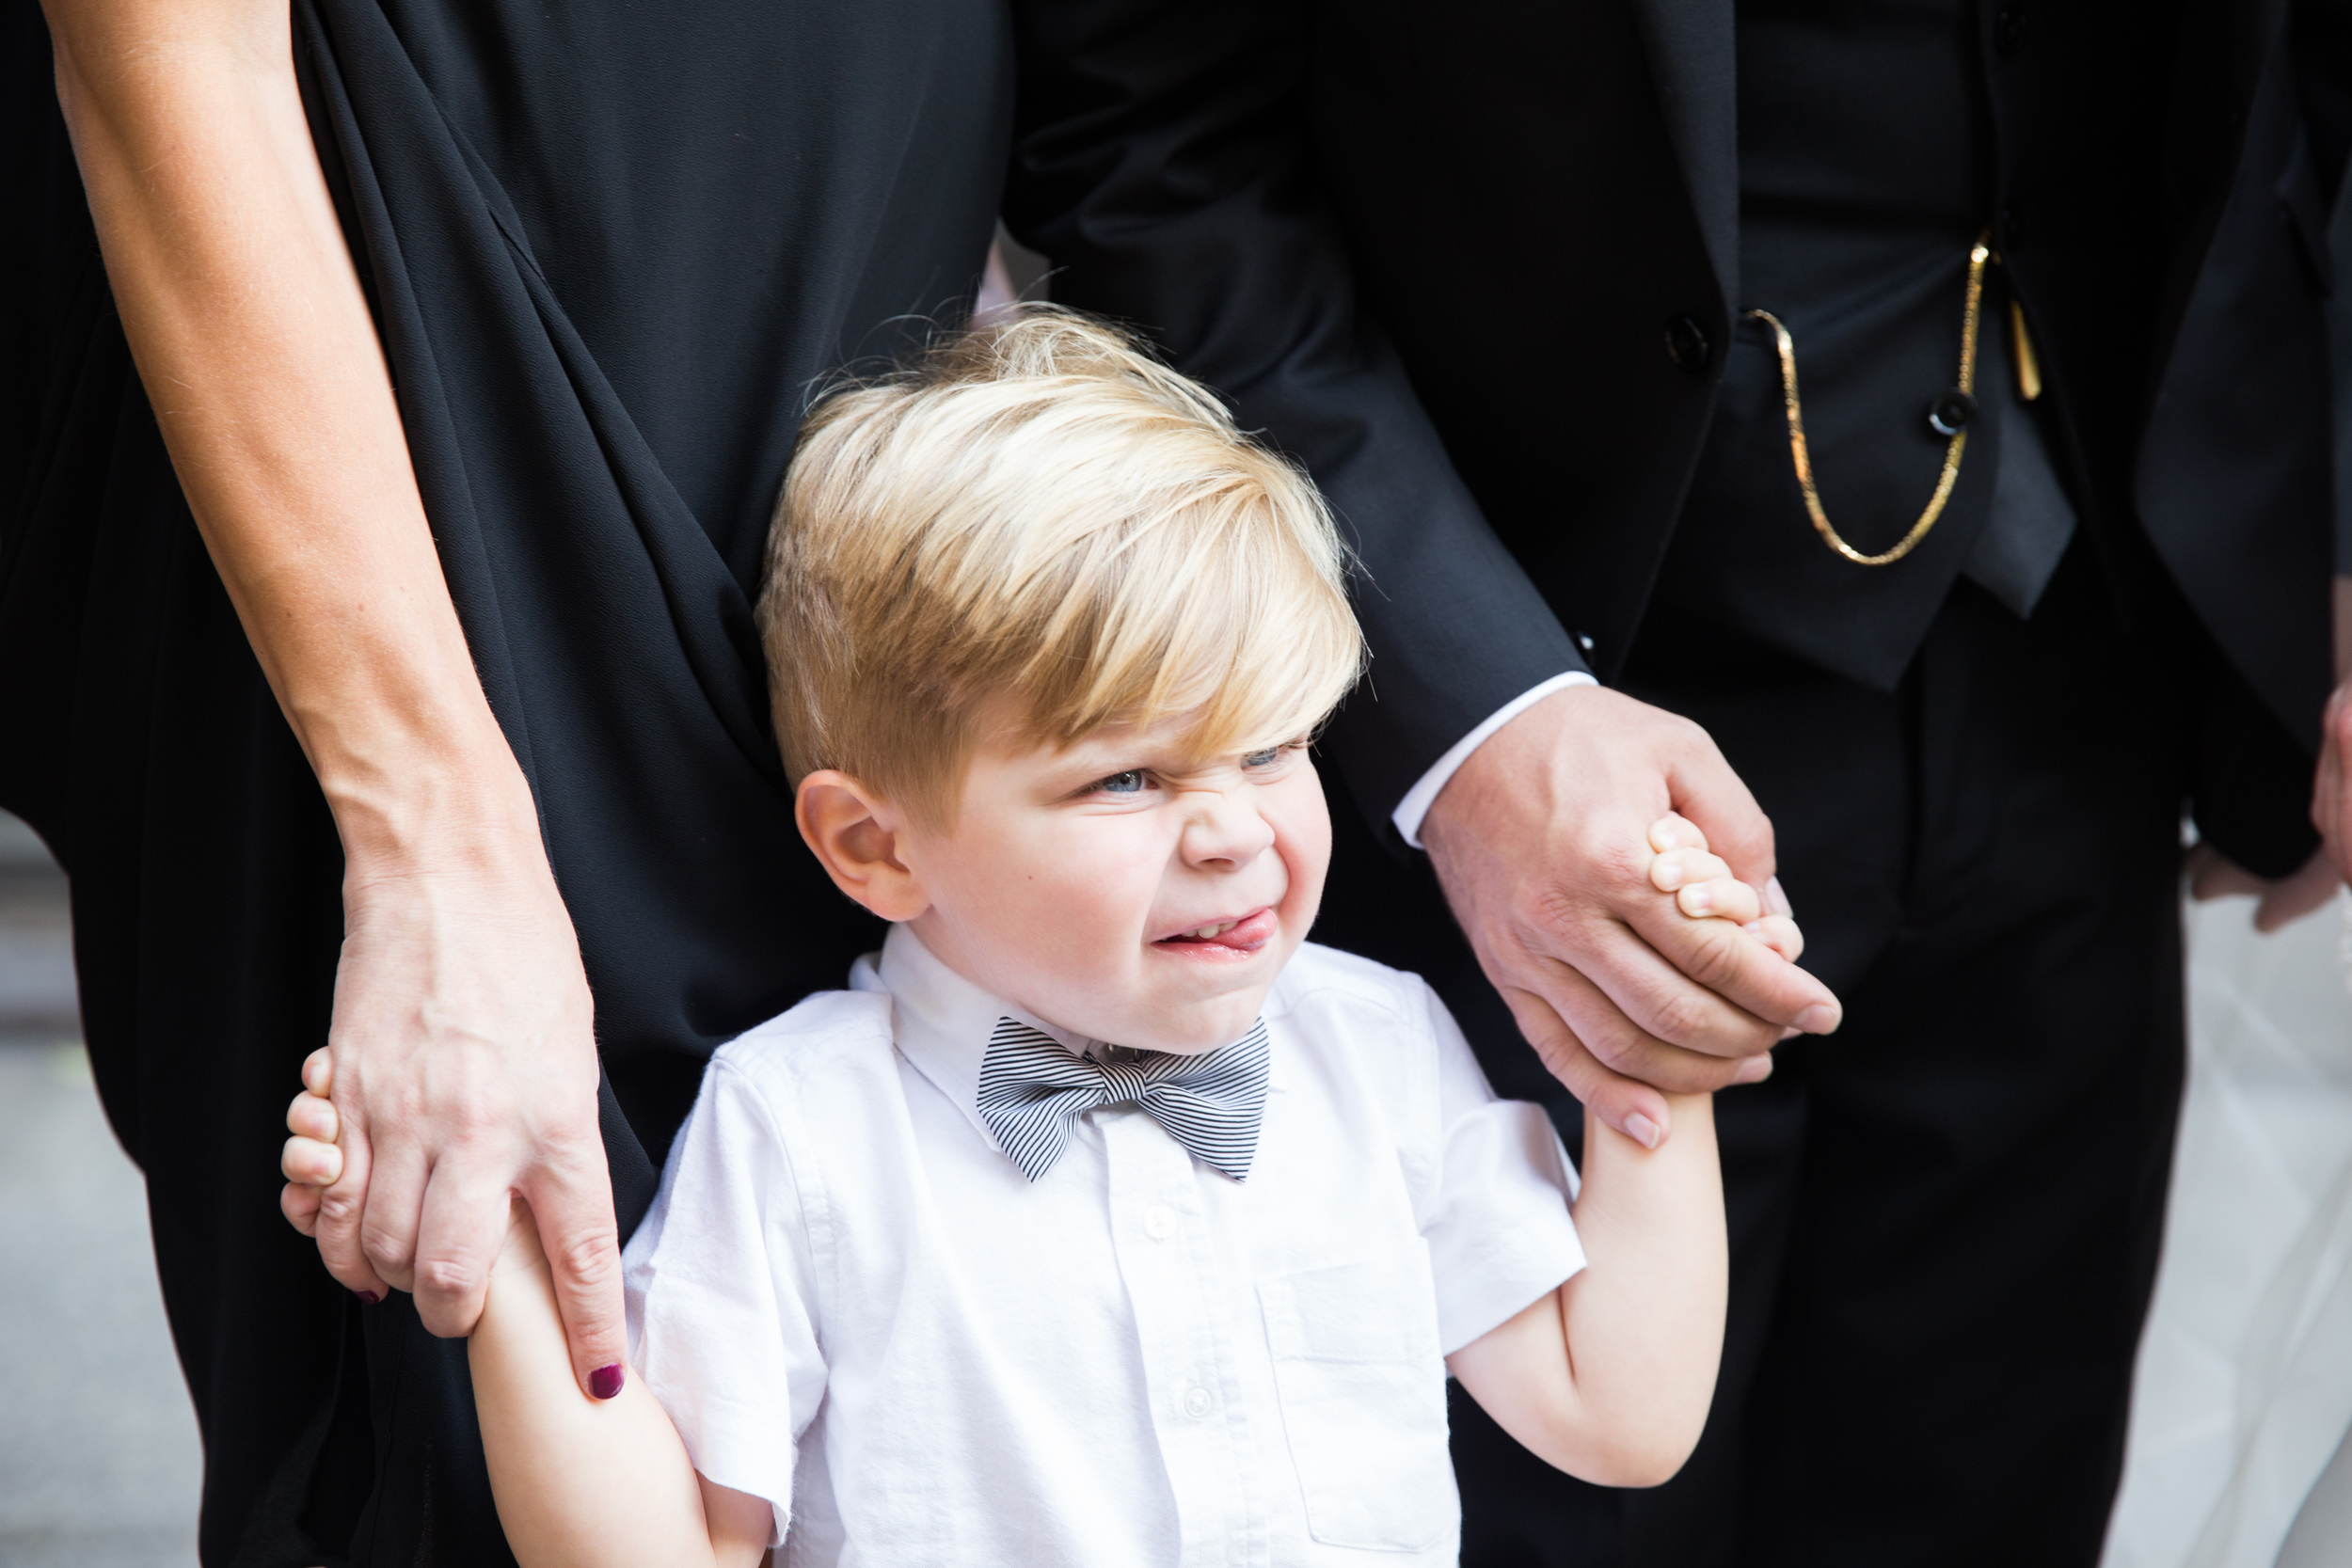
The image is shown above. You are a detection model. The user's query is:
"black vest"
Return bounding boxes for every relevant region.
[1649,0,2184,688]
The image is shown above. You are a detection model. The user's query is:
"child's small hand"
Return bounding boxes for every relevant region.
[280,1050,546,1287]
[1644,813,1805,967]
[281,1047,342,1238]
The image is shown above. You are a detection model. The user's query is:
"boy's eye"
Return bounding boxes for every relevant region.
[1242,747,1283,768]
[1096,769,1150,795]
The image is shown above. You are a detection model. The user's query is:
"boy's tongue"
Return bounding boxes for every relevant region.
[1162,908,1275,951]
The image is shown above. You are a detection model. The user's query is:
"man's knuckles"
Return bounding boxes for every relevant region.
[1668,918,1771,995]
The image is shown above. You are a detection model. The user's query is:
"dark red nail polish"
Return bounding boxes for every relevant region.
[355,1290,381,1306]
[589,1363,625,1400]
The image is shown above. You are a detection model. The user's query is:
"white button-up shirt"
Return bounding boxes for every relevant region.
[624,927,1583,1566]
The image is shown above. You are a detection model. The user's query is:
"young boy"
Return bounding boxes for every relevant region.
[281,309,1774,1566]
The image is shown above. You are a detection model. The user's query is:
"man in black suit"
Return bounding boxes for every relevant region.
[1012,1,2352,1560]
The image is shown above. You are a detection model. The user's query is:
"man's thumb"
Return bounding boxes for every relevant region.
[1668,740,1777,891]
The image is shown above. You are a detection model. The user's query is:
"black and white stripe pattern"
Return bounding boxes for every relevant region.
[975,1018,1271,1183]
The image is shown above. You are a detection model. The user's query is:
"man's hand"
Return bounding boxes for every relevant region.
[2192,577,2352,932]
[1421,685,1842,1148]
[2185,843,2341,931]
[2312,578,2352,901]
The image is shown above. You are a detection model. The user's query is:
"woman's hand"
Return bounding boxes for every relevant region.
[287,1053,552,1291]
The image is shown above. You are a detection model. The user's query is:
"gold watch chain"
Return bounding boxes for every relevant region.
[1745,230,1993,568]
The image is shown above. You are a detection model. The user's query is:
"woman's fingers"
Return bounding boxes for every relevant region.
[302,1046,335,1097]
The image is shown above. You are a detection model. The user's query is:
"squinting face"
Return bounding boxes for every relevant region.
[898,718,1330,1054]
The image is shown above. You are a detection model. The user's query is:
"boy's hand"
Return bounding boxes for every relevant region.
[1645,814,1804,965]
[1644,814,1804,1079]
[282,1048,346,1243]
[284,1050,547,1291]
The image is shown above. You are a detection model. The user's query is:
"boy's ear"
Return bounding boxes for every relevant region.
[795,771,930,922]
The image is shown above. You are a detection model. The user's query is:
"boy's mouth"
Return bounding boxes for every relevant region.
[1152,907,1277,955]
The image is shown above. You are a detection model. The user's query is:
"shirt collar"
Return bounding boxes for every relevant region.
[851,924,1093,1148]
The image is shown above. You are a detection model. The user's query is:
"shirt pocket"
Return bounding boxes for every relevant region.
[1258,1249,1454,1552]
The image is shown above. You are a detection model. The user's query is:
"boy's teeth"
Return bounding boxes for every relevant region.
[1197,926,1217,940]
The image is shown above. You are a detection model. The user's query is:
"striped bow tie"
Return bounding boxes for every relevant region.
[975,1018,1271,1183]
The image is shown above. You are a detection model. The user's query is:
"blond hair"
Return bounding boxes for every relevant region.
[757,307,1363,824]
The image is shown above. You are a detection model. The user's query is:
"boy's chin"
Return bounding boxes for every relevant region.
[1129,992,1273,1056]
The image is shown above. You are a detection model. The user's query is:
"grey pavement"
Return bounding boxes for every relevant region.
[0,812,200,1568]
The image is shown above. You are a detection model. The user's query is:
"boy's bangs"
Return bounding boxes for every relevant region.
[1015,492,1364,761]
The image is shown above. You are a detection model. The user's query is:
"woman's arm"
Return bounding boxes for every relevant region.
[43,0,625,1390]
[1445,1092,1728,1488]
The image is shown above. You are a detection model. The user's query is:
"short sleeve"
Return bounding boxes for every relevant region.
[1414,980,1586,1354]
[624,1055,824,1548]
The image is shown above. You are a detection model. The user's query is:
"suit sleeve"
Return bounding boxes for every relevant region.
[1003,0,1587,835]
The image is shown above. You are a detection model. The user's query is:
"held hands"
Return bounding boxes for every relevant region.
[279,857,627,1402]
[284,1057,556,1309]
[1420,685,1841,1148]
[1645,813,1804,967]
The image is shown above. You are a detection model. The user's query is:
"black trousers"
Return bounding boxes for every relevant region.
[1316,542,2304,1564]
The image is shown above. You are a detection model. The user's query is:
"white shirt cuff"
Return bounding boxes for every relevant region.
[1390,673,1597,848]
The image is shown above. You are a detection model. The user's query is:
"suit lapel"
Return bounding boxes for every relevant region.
[1629,0,1739,308]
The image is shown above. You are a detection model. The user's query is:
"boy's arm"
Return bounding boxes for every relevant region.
[283,1059,770,1567]
[1445,1092,1727,1488]
[469,1212,772,1568]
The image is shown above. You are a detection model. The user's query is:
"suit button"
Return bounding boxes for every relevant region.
[2000,206,2026,250]
[1663,315,1710,371]
[1994,6,2024,55]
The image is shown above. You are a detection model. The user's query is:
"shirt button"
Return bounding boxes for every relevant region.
[1143,1204,1177,1240]
[1183,1385,1215,1420]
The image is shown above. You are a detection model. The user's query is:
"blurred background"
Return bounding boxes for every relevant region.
[0,811,201,1567]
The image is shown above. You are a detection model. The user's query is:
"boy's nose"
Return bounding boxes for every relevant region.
[1175,787,1277,868]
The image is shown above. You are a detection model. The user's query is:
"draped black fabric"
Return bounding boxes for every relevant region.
[1,1,1011,1560]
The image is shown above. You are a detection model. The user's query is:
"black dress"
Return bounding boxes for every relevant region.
[2,1,1010,1560]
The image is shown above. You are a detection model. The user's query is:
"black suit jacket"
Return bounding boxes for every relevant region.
[1009,0,2344,869]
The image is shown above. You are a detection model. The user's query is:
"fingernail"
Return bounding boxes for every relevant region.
[1767,877,1793,918]
[1654,859,1685,890]
[1683,885,1713,914]
[1734,1054,1773,1084]
[590,1363,626,1401]
[1795,1003,1841,1034]
[355,1290,381,1306]
[1625,1113,1662,1149]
